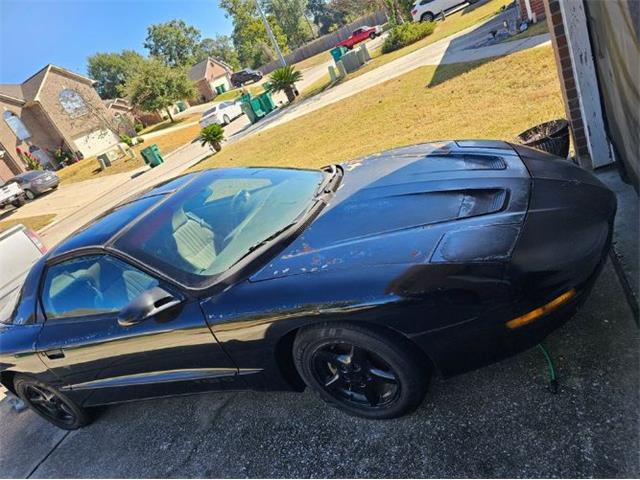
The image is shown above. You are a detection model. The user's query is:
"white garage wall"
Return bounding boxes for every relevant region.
[73,129,120,158]
[210,76,231,92]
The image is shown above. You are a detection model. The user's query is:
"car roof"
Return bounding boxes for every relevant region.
[47,172,199,259]
[14,171,43,179]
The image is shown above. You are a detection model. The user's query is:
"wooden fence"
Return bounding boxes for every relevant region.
[258,10,389,74]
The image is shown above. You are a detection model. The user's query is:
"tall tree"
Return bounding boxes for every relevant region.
[144,19,202,67]
[220,0,289,68]
[87,50,145,99]
[197,35,241,69]
[331,0,381,22]
[124,58,195,122]
[265,0,313,48]
[306,0,348,34]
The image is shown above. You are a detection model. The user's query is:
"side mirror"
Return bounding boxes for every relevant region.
[117,287,182,327]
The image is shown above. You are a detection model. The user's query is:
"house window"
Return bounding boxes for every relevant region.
[3,111,31,141]
[59,89,88,117]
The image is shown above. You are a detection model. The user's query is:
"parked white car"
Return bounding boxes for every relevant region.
[199,100,244,128]
[0,224,46,322]
[0,181,26,209]
[411,0,469,22]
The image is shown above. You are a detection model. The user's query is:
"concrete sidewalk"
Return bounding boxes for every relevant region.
[1,259,636,478]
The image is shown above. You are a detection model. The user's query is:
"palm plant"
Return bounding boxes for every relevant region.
[198,124,225,153]
[267,65,303,103]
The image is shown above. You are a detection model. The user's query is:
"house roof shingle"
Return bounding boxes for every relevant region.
[0,64,95,105]
[0,84,25,102]
[187,57,233,82]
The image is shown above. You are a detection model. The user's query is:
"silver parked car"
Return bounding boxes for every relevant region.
[7,170,59,200]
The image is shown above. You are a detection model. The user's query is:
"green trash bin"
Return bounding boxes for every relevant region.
[330,46,348,63]
[256,91,276,115]
[140,144,164,168]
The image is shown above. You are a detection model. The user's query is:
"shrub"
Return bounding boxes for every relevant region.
[381,21,436,54]
[199,124,225,153]
[16,147,42,171]
[134,122,144,133]
[120,134,133,147]
[267,65,303,103]
[137,136,144,144]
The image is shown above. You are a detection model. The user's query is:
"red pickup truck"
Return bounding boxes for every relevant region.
[336,25,382,49]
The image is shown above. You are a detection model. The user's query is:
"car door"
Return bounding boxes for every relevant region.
[35,253,241,407]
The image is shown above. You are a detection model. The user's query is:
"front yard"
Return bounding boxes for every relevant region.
[193,45,563,172]
[301,0,516,97]
[56,122,202,184]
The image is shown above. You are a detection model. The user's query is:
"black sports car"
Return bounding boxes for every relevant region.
[0,141,615,429]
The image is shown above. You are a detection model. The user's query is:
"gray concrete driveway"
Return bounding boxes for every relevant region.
[1,261,637,478]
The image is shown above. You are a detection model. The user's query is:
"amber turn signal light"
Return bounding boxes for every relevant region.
[506,289,576,330]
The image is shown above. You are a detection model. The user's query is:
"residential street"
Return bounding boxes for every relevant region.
[1,260,637,478]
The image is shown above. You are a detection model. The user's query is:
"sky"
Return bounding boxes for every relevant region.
[0,0,234,83]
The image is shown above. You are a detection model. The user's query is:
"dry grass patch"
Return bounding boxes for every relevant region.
[193,46,563,172]
[301,0,514,96]
[139,113,201,135]
[0,213,57,233]
[57,123,203,185]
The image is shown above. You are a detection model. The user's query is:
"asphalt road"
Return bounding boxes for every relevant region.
[1,260,637,478]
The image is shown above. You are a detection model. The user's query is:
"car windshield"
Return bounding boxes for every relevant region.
[114,168,325,288]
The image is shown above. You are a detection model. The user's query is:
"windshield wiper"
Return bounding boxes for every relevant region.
[233,221,298,266]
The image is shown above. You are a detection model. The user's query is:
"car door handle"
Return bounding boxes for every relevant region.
[43,349,65,360]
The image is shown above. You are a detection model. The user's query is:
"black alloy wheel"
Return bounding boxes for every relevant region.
[14,375,90,429]
[294,324,430,419]
[312,343,400,408]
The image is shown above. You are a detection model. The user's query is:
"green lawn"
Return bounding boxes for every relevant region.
[192,45,563,172]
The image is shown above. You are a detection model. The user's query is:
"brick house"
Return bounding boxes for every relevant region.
[0,64,126,181]
[187,57,233,103]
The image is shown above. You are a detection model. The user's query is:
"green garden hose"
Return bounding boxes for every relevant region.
[537,343,559,393]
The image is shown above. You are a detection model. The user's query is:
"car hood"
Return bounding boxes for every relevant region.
[251,141,532,281]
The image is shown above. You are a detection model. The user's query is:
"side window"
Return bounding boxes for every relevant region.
[42,255,159,320]
[3,111,31,141]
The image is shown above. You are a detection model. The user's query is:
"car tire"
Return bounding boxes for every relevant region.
[223,114,231,125]
[293,323,430,419]
[11,197,25,208]
[51,184,59,190]
[24,189,36,201]
[14,375,91,430]
[421,12,435,22]
[369,32,376,40]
